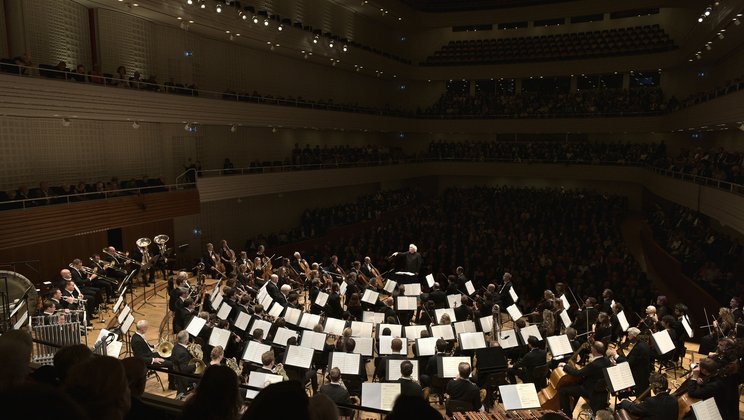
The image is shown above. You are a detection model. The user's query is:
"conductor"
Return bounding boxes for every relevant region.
[391,244,423,279]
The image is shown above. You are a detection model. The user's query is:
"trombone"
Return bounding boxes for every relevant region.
[102,248,141,266]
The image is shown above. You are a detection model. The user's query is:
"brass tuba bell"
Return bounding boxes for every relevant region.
[136,237,152,248]
[154,234,169,245]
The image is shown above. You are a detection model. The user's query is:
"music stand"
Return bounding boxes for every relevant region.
[121,271,144,316]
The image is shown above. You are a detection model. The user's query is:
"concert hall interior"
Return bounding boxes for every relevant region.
[2,0,744,419]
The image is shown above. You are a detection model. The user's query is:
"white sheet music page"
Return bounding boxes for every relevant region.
[259,293,273,309]
[479,315,493,334]
[509,287,519,303]
[616,311,630,332]
[682,315,693,338]
[106,340,123,358]
[257,285,268,302]
[500,384,541,410]
[441,356,471,378]
[396,296,417,311]
[605,362,635,393]
[118,305,131,325]
[315,291,329,307]
[362,383,401,412]
[459,332,486,350]
[519,325,543,342]
[250,319,272,336]
[454,320,477,335]
[234,311,251,331]
[246,372,284,399]
[416,337,439,356]
[113,293,125,313]
[559,309,572,327]
[560,294,570,310]
[209,327,231,348]
[284,307,302,325]
[691,398,722,420]
[425,273,435,287]
[387,359,419,381]
[497,329,519,349]
[362,289,379,304]
[95,329,118,346]
[384,280,397,293]
[299,313,321,330]
[403,284,421,296]
[465,280,475,296]
[268,302,284,318]
[404,325,428,340]
[216,302,232,320]
[323,317,346,336]
[212,292,223,309]
[447,294,461,309]
[339,281,347,296]
[284,345,314,369]
[351,321,374,337]
[330,352,361,375]
[378,323,403,337]
[300,330,328,351]
[352,337,374,357]
[362,311,384,324]
[378,335,406,355]
[272,327,298,347]
[435,308,456,323]
[651,330,675,355]
[546,335,573,356]
[185,316,207,337]
[430,324,455,341]
[242,340,272,364]
[506,304,522,321]
[122,314,135,332]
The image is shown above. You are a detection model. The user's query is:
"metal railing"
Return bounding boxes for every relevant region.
[649,166,744,194]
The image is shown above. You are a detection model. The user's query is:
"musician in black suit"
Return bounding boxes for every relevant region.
[131,320,172,368]
[617,327,651,396]
[429,283,447,309]
[686,357,739,420]
[445,362,482,414]
[173,298,195,334]
[171,330,196,395]
[266,274,284,303]
[454,296,473,322]
[375,338,407,381]
[498,272,515,307]
[202,243,217,273]
[507,335,547,384]
[599,289,614,315]
[326,283,344,319]
[572,297,599,339]
[397,360,423,397]
[617,372,677,419]
[391,244,422,278]
[65,266,101,307]
[319,367,352,417]
[130,243,155,286]
[558,341,611,417]
[730,296,743,323]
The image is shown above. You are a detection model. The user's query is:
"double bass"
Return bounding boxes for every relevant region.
[538,341,591,410]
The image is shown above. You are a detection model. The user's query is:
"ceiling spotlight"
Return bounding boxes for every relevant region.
[704,8,711,17]
[230,124,237,133]
[186,0,193,4]
[239,11,247,20]
[698,17,703,22]
[313,36,318,44]
[132,121,140,129]
[199,0,205,9]
[215,2,222,13]
[278,24,283,31]
[263,18,269,26]
[735,18,741,25]
[61,118,71,127]
[329,41,334,48]
[342,44,348,52]
[252,16,259,24]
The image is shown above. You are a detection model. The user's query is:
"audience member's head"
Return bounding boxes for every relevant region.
[121,356,148,397]
[64,356,131,420]
[0,329,33,391]
[53,344,93,384]
[183,365,242,420]
[242,381,309,420]
[385,395,441,420]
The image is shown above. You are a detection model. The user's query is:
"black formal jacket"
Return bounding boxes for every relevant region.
[514,348,547,372]
[319,383,352,416]
[564,355,611,393]
[573,307,599,334]
[445,378,481,410]
[171,343,195,374]
[398,377,423,397]
[687,374,739,420]
[618,391,678,420]
[327,292,344,319]
[131,333,157,365]
[625,340,651,391]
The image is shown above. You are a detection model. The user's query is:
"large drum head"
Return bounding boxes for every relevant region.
[0,270,39,317]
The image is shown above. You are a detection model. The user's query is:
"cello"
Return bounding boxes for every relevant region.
[538,341,591,411]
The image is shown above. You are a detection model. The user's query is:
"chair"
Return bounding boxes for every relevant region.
[531,364,549,390]
[445,399,474,416]
[147,368,166,392]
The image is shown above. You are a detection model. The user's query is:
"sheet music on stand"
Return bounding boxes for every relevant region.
[121,314,135,333]
[351,321,374,337]
[95,329,119,346]
[682,315,693,338]
[185,316,207,337]
[453,320,477,335]
[497,329,519,349]
[250,319,272,336]
[352,336,374,357]
[268,302,284,319]
[106,340,123,358]
[361,383,400,412]
[386,359,419,381]
[384,280,397,293]
[329,351,362,375]
[519,325,543,343]
[339,281,347,296]
[212,292,224,309]
[283,345,314,369]
[113,290,126,313]
[434,308,456,323]
[209,327,231,349]
[479,316,493,334]
[404,325,428,340]
[118,305,131,325]
[271,327,299,347]
[216,302,232,320]
[242,340,272,364]
[378,335,407,355]
[559,309,572,328]
[546,335,573,357]
[300,330,328,351]
[447,294,461,309]
[403,284,421,296]
[603,362,635,394]
[506,304,523,321]
[257,285,268,302]
[425,274,435,288]
[438,356,471,378]
[323,317,346,336]
[396,296,417,311]
[691,397,722,420]
[362,312,384,324]
[299,313,321,330]
[499,384,541,411]
[235,311,251,331]
[245,372,284,400]
[378,323,403,338]
[509,287,519,303]
[284,307,302,325]
[361,289,379,305]
[651,330,675,355]
[459,332,487,350]
[464,280,475,296]
[415,337,439,357]
[616,311,630,332]
[259,293,272,309]
[13,311,28,330]
[429,324,455,341]
[315,291,329,307]
[560,294,570,310]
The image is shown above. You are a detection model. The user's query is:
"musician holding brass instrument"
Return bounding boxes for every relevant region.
[131,237,155,286]
[172,330,197,398]
[132,320,173,369]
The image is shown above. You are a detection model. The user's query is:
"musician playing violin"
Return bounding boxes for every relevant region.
[616,372,677,419]
[685,357,739,419]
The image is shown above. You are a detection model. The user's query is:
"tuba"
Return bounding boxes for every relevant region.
[136,237,152,268]
[154,234,169,263]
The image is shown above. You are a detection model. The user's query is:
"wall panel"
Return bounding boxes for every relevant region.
[20,0,91,68]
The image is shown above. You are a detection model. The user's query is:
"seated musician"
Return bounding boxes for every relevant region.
[423,338,449,389]
[614,327,650,396]
[507,335,546,386]
[550,327,580,369]
[61,280,95,327]
[131,320,172,368]
[210,345,224,366]
[49,288,64,312]
[41,300,58,324]
[617,372,677,419]
[686,357,739,419]
[558,341,611,417]
[398,360,424,397]
[171,330,196,397]
[256,351,289,380]
[319,367,352,417]
[445,362,482,413]
[375,337,407,381]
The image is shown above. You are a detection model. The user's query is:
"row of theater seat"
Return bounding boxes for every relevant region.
[424,25,676,65]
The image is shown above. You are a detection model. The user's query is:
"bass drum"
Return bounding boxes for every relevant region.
[0,270,39,319]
